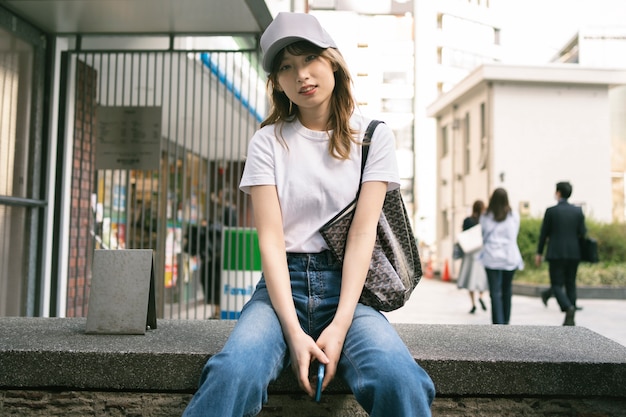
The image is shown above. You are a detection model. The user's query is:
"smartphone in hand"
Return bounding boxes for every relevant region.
[315,363,325,402]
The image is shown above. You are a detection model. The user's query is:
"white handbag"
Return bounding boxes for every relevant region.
[457,223,483,254]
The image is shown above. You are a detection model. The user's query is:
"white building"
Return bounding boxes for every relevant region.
[554,26,626,67]
[427,63,626,273]
[553,26,626,221]
[414,0,502,245]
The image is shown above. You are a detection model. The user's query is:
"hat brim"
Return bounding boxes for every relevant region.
[262,36,334,73]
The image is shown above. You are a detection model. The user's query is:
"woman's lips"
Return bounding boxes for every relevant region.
[299,85,316,95]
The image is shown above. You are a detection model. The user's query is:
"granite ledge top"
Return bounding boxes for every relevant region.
[1,317,625,397]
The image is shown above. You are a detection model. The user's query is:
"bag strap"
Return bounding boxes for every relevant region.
[358,120,384,191]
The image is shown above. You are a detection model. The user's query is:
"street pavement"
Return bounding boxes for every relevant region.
[384,277,626,347]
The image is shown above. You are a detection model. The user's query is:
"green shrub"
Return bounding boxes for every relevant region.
[517,217,542,267]
[516,263,626,287]
[589,222,626,264]
[516,216,626,287]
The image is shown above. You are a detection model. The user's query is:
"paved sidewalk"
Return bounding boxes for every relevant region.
[384,277,626,347]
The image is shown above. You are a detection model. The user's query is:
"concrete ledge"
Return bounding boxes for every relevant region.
[1,317,626,399]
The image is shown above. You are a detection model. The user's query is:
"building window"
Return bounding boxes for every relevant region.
[464,113,470,175]
[480,102,485,139]
[383,71,408,84]
[439,46,493,71]
[479,102,487,170]
[441,125,449,158]
[442,209,449,238]
[382,98,413,113]
[0,20,42,316]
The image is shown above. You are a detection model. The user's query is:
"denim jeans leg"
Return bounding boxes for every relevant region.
[486,268,505,324]
[340,304,435,417]
[182,286,287,417]
[501,269,515,325]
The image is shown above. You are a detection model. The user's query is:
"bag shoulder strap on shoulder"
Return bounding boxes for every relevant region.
[359,120,385,188]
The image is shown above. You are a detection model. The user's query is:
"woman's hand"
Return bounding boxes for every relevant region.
[314,322,346,391]
[285,329,329,397]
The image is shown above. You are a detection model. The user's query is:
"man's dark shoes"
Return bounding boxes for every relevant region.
[540,290,550,307]
[563,306,576,326]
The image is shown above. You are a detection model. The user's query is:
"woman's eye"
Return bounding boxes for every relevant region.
[278,64,291,72]
[305,54,318,62]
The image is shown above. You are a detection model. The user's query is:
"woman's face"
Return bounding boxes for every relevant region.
[275,49,336,118]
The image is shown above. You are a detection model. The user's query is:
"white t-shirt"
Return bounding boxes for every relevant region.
[239,115,400,253]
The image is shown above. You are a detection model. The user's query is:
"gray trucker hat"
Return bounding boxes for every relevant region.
[260,12,337,73]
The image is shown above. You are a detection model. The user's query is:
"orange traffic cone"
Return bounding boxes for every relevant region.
[424,259,433,279]
[442,259,450,282]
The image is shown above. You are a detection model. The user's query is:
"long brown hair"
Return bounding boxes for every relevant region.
[261,41,359,160]
[486,188,511,222]
[471,200,485,220]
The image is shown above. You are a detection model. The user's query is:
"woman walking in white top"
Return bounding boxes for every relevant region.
[479,188,524,325]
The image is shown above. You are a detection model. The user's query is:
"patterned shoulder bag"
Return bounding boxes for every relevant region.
[319,120,422,312]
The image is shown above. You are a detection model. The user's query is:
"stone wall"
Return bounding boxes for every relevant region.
[2,391,626,416]
[1,318,626,416]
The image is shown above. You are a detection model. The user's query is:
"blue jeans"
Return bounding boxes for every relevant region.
[485,268,516,324]
[183,251,435,417]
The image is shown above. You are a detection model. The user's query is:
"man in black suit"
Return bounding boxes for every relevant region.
[535,182,587,326]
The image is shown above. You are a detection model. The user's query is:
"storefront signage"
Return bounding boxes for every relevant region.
[96,106,162,170]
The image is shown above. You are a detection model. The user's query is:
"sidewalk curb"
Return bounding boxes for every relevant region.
[512,282,626,300]
[434,277,626,300]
